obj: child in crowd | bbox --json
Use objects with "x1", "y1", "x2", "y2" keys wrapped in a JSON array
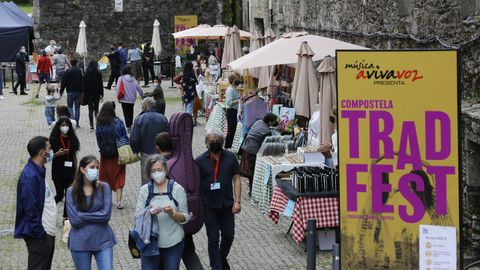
[{"x1": 45, "y1": 84, "x2": 61, "y2": 126}]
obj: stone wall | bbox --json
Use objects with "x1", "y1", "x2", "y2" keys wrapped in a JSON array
[
  {"x1": 33, "y1": 0, "x2": 221, "y2": 61},
  {"x1": 244, "y1": 0, "x2": 480, "y2": 100},
  {"x1": 243, "y1": 0, "x2": 480, "y2": 251}
]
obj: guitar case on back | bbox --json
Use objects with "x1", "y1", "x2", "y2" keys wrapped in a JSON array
[{"x1": 167, "y1": 112, "x2": 204, "y2": 235}]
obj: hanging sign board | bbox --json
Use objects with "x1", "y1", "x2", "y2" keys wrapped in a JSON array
[
  {"x1": 174, "y1": 15, "x2": 198, "y2": 56},
  {"x1": 336, "y1": 50, "x2": 461, "y2": 269}
]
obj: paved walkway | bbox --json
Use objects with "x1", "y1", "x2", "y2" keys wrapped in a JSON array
[{"x1": 0, "y1": 82, "x2": 331, "y2": 269}]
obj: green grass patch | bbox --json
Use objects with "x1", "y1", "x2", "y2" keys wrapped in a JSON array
[
  {"x1": 165, "y1": 96, "x2": 181, "y2": 103},
  {"x1": 17, "y1": 3, "x2": 33, "y2": 14},
  {"x1": 22, "y1": 98, "x2": 42, "y2": 106}
]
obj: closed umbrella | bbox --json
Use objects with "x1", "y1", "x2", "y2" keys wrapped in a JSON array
[
  {"x1": 258, "y1": 28, "x2": 276, "y2": 89},
  {"x1": 152, "y1": 19, "x2": 162, "y2": 58},
  {"x1": 291, "y1": 41, "x2": 318, "y2": 119},
  {"x1": 317, "y1": 56, "x2": 336, "y2": 143},
  {"x1": 230, "y1": 25, "x2": 242, "y2": 61},
  {"x1": 75, "y1": 21, "x2": 88, "y2": 68},
  {"x1": 221, "y1": 27, "x2": 232, "y2": 69},
  {"x1": 248, "y1": 30, "x2": 262, "y2": 78}
]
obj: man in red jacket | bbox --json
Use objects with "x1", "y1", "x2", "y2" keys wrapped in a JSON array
[{"x1": 35, "y1": 51, "x2": 52, "y2": 98}]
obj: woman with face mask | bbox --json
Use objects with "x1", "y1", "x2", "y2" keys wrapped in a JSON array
[
  {"x1": 66, "y1": 155, "x2": 116, "y2": 270},
  {"x1": 135, "y1": 155, "x2": 190, "y2": 270},
  {"x1": 224, "y1": 72, "x2": 242, "y2": 149},
  {"x1": 49, "y1": 116, "x2": 80, "y2": 221}
]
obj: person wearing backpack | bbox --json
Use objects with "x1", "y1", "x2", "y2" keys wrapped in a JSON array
[
  {"x1": 96, "y1": 101, "x2": 127, "y2": 209},
  {"x1": 135, "y1": 155, "x2": 190, "y2": 270}
]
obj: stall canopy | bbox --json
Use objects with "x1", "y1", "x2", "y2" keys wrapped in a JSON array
[
  {"x1": 228, "y1": 32, "x2": 368, "y2": 70},
  {"x1": 0, "y1": 2, "x2": 33, "y2": 62},
  {"x1": 173, "y1": 24, "x2": 251, "y2": 40}
]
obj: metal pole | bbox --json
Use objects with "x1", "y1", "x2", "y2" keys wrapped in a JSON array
[
  {"x1": 332, "y1": 243, "x2": 340, "y2": 270},
  {"x1": 307, "y1": 219, "x2": 317, "y2": 270}
]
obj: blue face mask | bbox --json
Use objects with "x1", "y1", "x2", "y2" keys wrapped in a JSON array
[
  {"x1": 45, "y1": 149, "x2": 54, "y2": 163},
  {"x1": 85, "y1": 168, "x2": 99, "y2": 182}
]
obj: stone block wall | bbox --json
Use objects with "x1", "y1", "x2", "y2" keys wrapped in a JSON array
[
  {"x1": 33, "y1": 0, "x2": 221, "y2": 61},
  {"x1": 244, "y1": 0, "x2": 480, "y2": 100},
  {"x1": 244, "y1": 0, "x2": 480, "y2": 251}
]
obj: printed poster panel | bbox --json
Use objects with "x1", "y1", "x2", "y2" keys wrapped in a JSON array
[
  {"x1": 174, "y1": 15, "x2": 198, "y2": 56},
  {"x1": 336, "y1": 50, "x2": 460, "y2": 269}
]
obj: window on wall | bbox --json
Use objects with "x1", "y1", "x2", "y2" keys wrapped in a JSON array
[{"x1": 254, "y1": 18, "x2": 264, "y2": 36}]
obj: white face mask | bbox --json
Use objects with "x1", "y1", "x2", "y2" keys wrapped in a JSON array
[
  {"x1": 85, "y1": 168, "x2": 99, "y2": 182},
  {"x1": 153, "y1": 83, "x2": 159, "y2": 87},
  {"x1": 151, "y1": 171, "x2": 166, "y2": 184},
  {"x1": 60, "y1": 126, "x2": 69, "y2": 134}
]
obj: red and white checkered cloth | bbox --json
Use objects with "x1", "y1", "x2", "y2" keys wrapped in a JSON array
[
  {"x1": 268, "y1": 186, "x2": 339, "y2": 244},
  {"x1": 268, "y1": 186, "x2": 290, "y2": 224},
  {"x1": 292, "y1": 196, "x2": 339, "y2": 243}
]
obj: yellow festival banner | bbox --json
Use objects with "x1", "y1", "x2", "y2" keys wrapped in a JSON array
[
  {"x1": 336, "y1": 50, "x2": 460, "y2": 269},
  {"x1": 174, "y1": 15, "x2": 198, "y2": 55}
]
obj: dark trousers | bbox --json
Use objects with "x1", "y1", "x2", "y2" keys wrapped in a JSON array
[
  {"x1": 121, "y1": 102, "x2": 134, "y2": 129},
  {"x1": 205, "y1": 207, "x2": 235, "y2": 270},
  {"x1": 53, "y1": 177, "x2": 73, "y2": 218},
  {"x1": 225, "y1": 108, "x2": 238, "y2": 149},
  {"x1": 182, "y1": 234, "x2": 204, "y2": 270},
  {"x1": 143, "y1": 63, "x2": 155, "y2": 85},
  {"x1": 155, "y1": 102, "x2": 166, "y2": 115},
  {"x1": 14, "y1": 72, "x2": 26, "y2": 93},
  {"x1": 88, "y1": 99, "x2": 99, "y2": 128},
  {"x1": 67, "y1": 92, "x2": 81, "y2": 126},
  {"x1": 24, "y1": 235, "x2": 55, "y2": 270},
  {"x1": 107, "y1": 67, "x2": 120, "y2": 88}
]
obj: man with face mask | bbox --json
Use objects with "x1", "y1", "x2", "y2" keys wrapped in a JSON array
[
  {"x1": 15, "y1": 136, "x2": 57, "y2": 270},
  {"x1": 105, "y1": 43, "x2": 121, "y2": 90},
  {"x1": 195, "y1": 128, "x2": 242, "y2": 270},
  {"x1": 14, "y1": 46, "x2": 29, "y2": 95}
]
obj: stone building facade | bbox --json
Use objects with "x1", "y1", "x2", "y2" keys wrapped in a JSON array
[
  {"x1": 243, "y1": 0, "x2": 480, "y2": 250},
  {"x1": 32, "y1": 0, "x2": 223, "y2": 60}
]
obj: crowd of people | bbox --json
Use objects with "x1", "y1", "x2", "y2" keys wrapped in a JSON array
[{"x1": 14, "y1": 58, "x2": 243, "y2": 270}]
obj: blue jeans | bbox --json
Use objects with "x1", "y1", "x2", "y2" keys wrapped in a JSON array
[
  {"x1": 71, "y1": 247, "x2": 113, "y2": 270},
  {"x1": 141, "y1": 240, "x2": 184, "y2": 270},
  {"x1": 67, "y1": 92, "x2": 81, "y2": 125},
  {"x1": 184, "y1": 102, "x2": 193, "y2": 115},
  {"x1": 45, "y1": 107, "x2": 55, "y2": 125}
]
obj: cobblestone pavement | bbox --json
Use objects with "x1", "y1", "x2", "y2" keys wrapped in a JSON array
[{"x1": 0, "y1": 82, "x2": 331, "y2": 269}]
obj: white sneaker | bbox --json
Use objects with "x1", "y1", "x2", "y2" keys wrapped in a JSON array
[{"x1": 0, "y1": 96, "x2": 5, "y2": 100}]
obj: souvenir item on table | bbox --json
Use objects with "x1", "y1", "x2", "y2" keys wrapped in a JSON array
[
  {"x1": 280, "y1": 107, "x2": 295, "y2": 124},
  {"x1": 291, "y1": 166, "x2": 338, "y2": 193},
  {"x1": 272, "y1": 104, "x2": 283, "y2": 118}
]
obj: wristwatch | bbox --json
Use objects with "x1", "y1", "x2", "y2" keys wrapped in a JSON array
[{"x1": 234, "y1": 200, "x2": 241, "y2": 204}]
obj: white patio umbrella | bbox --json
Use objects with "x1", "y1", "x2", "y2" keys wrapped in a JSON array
[
  {"x1": 228, "y1": 32, "x2": 368, "y2": 70},
  {"x1": 185, "y1": 24, "x2": 251, "y2": 40},
  {"x1": 152, "y1": 19, "x2": 162, "y2": 57},
  {"x1": 172, "y1": 24, "x2": 211, "y2": 39},
  {"x1": 248, "y1": 29, "x2": 262, "y2": 78},
  {"x1": 258, "y1": 28, "x2": 277, "y2": 89},
  {"x1": 317, "y1": 56, "x2": 336, "y2": 143},
  {"x1": 291, "y1": 41, "x2": 318, "y2": 119},
  {"x1": 75, "y1": 20, "x2": 88, "y2": 68}
]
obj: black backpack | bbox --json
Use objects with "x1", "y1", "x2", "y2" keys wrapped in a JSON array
[{"x1": 98, "y1": 120, "x2": 119, "y2": 158}]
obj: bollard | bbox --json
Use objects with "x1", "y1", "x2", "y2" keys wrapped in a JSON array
[
  {"x1": 307, "y1": 219, "x2": 317, "y2": 270},
  {"x1": 332, "y1": 243, "x2": 340, "y2": 270}
]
